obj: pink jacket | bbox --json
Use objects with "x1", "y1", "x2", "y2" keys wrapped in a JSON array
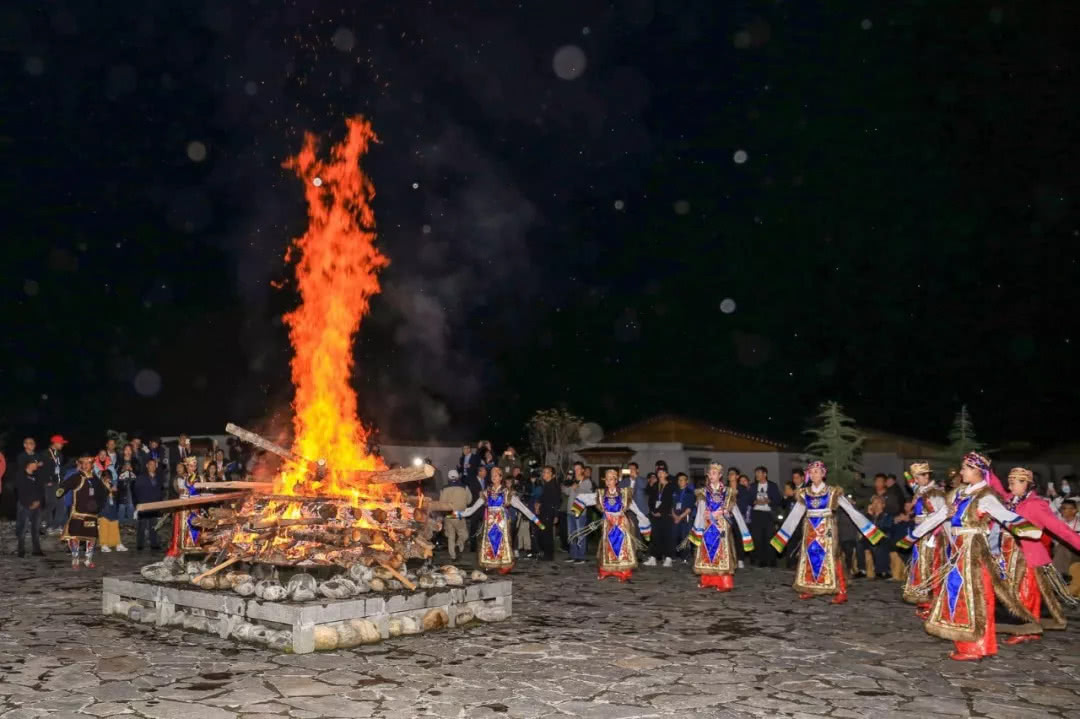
[{"x1": 988, "y1": 472, "x2": 1080, "y2": 567}]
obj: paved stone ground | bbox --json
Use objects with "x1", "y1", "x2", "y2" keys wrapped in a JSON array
[{"x1": 2, "y1": 535, "x2": 1080, "y2": 719}]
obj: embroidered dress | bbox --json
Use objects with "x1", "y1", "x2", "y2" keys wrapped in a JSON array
[
  {"x1": 904, "y1": 480, "x2": 1042, "y2": 659},
  {"x1": 166, "y1": 477, "x2": 204, "y2": 557},
  {"x1": 59, "y1": 472, "x2": 105, "y2": 542},
  {"x1": 902, "y1": 484, "x2": 947, "y2": 610},
  {"x1": 688, "y1": 482, "x2": 753, "y2": 591},
  {"x1": 572, "y1": 488, "x2": 651, "y2": 581},
  {"x1": 771, "y1": 482, "x2": 884, "y2": 601},
  {"x1": 458, "y1": 487, "x2": 541, "y2": 574}
]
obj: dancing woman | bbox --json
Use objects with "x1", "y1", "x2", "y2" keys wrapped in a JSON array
[
  {"x1": 899, "y1": 452, "x2": 1043, "y2": 661},
  {"x1": 985, "y1": 466, "x2": 1080, "y2": 643},
  {"x1": 571, "y1": 468, "x2": 652, "y2": 581},
  {"x1": 770, "y1": 461, "x2": 885, "y2": 604},
  {"x1": 688, "y1": 463, "x2": 753, "y2": 591},
  {"x1": 901, "y1": 462, "x2": 948, "y2": 618},
  {"x1": 456, "y1": 467, "x2": 544, "y2": 574}
]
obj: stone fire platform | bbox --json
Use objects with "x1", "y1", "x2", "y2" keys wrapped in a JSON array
[{"x1": 102, "y1": 575, "x2": 512, "y2": 653}]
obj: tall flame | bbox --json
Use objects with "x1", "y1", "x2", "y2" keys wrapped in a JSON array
[{"x1": 279, "y1": 116, "x2": 388, "y2": 495}]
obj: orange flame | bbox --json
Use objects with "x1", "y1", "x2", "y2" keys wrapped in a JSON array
[{"x1": 278, "y1": 116, "x2": 388, "y2": 497}]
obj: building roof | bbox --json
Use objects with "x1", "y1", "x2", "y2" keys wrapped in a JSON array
[{"x1": 601, "y1": 414, "x2": 787, "y2": 451}]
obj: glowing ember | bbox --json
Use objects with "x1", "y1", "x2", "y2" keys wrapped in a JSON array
[{"x1": 280, "y1": 116, "x2": 389, "y2": 498}]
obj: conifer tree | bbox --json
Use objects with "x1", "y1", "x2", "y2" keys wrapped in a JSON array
[{"x1": 804, "y1": 401, "x2": 865, "y2": 490}]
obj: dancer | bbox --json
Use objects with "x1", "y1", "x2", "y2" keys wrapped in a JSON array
[
  {"x1": 455, "y1": 466, "x2": 544, "y2": 574},
  {"x1": 166, "y1": 457, "x2": 203, "y2": 557},
  {"x1": 901, "y1": 462, "x2": 947, "y2": 618},
  {"x1": 570, "y1": 468, "x2": 652, "y2": 582},
  {"x1": 687, "y1": 463, "x2": 752, "y2": 591},
  {"x1": 899, "y1": 452, "x2": 1042, "y2": 661},
  {"x1": 769, "y1": 461, "x2": 885, "y2": 604},
  {"x1": 56, "y1": 455, "x2": 108, "y2": 569},
  {"x1": 986, "y1": 466, "x2": 1080, "y2": 643}
]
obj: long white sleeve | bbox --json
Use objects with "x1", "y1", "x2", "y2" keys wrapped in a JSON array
[
  {"x1": 771, "y1": 500, "x2": 805, "y2": 550},
  {"x1": 457, "y1": 495, "x2": 485, "y2": 519},
  {"x1": 837, "y1": 494, "x2": 885, "y2": 543},
  {"x1": 510, "y1": 494, "x2": 540, "y2": 524},
  {"x1": 729, "y1": 503, "x2": 752, "y2": 540},
  {"x1": 978, "y1": 494, "x2": 1043, "y2": 539},
  {"x1": 692, "y1": 499, "x2": 706, "y2": 533},
  {"x1": 912, "y1": 504, "x2": 949, "y2": 539},
  {"x1": 628, "y1": 496, "x2": 651, "y2": 530}
]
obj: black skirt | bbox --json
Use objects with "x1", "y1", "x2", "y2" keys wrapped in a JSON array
[{"x1": 62, "y1": 513, "x2": 99, "y2": 541}]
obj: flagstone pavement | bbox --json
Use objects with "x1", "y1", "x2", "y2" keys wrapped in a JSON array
[{"x1": 2, "y1": 545, "x2": 1079, "y2": 719}]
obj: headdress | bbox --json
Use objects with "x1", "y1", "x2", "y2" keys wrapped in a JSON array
[
  {"x1": 1007, "y1": 467, "x2": 1034, "y2": 484},
  {"x1": 805, "y1": 460, "x2": 827, "y2": 479},
  {"x1": 909, "y1": 461, "x2": 931, "y2": 476},
  {"x1": 962, "y1": 452, "x2": 991, "y2": 473},
  {"x1": 709, "y1": 462, "x2": 723, "y2": 473}
]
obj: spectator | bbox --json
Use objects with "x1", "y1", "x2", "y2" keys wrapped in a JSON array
[
  {"x1": 563, "y1": 461, "x2": 592, "y2": 564},
  {"x1": 865, "y1": 495, "x2": 893, "y2": 578},
  {"x1": 749, "y1": 466, "x2": 782, "y2": 567},
  {"x1": 645, "y1": 467, "x2": 676, "y2": 567},
  {"x1": 838, "y1": 508, "x2": 864, "y2": 578},
  {"x1": 147, "y1": 437, "x2": 168, "y2": 473},
  {"x1": 782, "y1": 478, "x2": 803, "y2": 568},
  {"x1": 40, "y1": 434, "x2": 69, "y2": 534},
  {"x1": 481, "y1": 448, "x2": 496, "y2": 474},
  {"x1": 466, "y1": 465, "x2": 487, "y2": 552},
  {"x1": 498, "y1": 446, "x2": 523, "y2": 477},
  {"x1": 132, "y1": 459, "x2": 165, "y2": 551},
  {"x1": 131, "y1": 436, "x2": 150, "y2": 463},
  {"x1": 672, "y1": 472, "x2": 695, "y2": 562},
  {"x1": 891, "y1": 500, "x2": 915, "y2": 580},
  {"x1": 884, "y1": 474, "x2": 908, "y2": 515},
  {"x1": 791, "y1": 467, "x2": 806, "y2": 488},
  {"x1": 96, "y1": 462, "x2": 127, "y2": 553},
  {"x1": 169, "y1": 433, "x2": 194, "y2": 471},
  {"x1": 104, "y1": 437, "x2": 118, "y2": 467},
  {"x1": 204, "y1": 462, "x2": 221, "y2": 483},
  {"x1": 628, "y1": 462, "x2": 648, "y2": 514},
  {"x1": 510, "y1": 467, "x2": 534, "y2": 557},
  {"x1": 93, "y1": 449, "x2": 112, "y2": 476},
  {"x1": 438, "y1": 470, "x2": 470, "y2": 560},
  {"x1": 114, "y1": 454, "x2": 138, "y2": 526},
  {"x1": 534, "y1": 466, "x2": 562, "y2": 561},
  {"x1": 458, "y1": 444, "x2": 480, "y2": 484},
  {"x1": 1053, "y1": 499, "x2": 1080, "y2": 577},
  {"x1": 15, "y1": 458, "x2": 46, "y2": 557},
  {"x1": 15, "y1": 437, "x2": 42, "y2": 482}
]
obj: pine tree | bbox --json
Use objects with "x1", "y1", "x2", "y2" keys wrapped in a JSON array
[
  {"x1": 940, "y1": 405, "x2": 986, "y2": 472},
  {"x1": 804, "y1": 401, "x2": 865, "y2": 490}
]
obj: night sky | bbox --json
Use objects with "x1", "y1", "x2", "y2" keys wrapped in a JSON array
[{"x1": 3, "y1": 1, "x2": 1078, "y2": 453}]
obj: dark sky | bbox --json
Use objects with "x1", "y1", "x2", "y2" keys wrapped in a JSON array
[{"x1": 2, "y1": 0, "x2": 1078, "y2": 453}]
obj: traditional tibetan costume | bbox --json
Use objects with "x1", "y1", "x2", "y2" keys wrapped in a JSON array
[
  {"x1": 458, "y1": 487, "x2": 541, "y2": 574},
  {"x1": 572, "y1": 487, "x2": 651, "y2": 581},
  {"x1": 902, "y1": 482, "x2": 947, "y2": 614},
  {"x1": 688, "y1": 481, "x2": 752, "y2": 591}
]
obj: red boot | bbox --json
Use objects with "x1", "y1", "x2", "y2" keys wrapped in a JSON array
[
  {"x1": 830, "y1": 593, "x2": 848, "y2": 605},
  {"x1": 1004, "y1": 634, "x2": 1041, "y2": 645},
  {"x1": 798, "y1": 593, "x2": 814, "y2": 600}
]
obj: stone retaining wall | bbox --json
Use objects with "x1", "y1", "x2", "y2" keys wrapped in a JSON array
[{"x1": 102, "y1": 575, "x2": 512, "y2": 653}]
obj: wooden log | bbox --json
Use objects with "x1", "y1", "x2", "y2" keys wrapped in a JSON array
[
  {"x1": 190, "y1": 557, "x2": 241, "y2": 584},
  {"x1": 378, "y1": 561, "x2": 416, "y2": 590},
  {"x1": 136, "y1": 492, "x2": 249, "y2": 513},
  {"x1": 193, "y1": 481, "x2": 274, "y2": 491},
  {"x1": 349, "y1": 464, "x2": 435, "y2": 485},
  {"x1": 225, "y1": 422, "x2": 325, "y2": 472},
  {"x1": 249, "y1": 517, "x2": 326, "y2": 530}
]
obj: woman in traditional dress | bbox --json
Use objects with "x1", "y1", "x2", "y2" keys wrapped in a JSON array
[
  {"x1": 570, "y1": 468, "x2": 652, "y2": 582},
  {"x1": 57, "y1": 455, "x2": 108, "y2": 569},
  {"x1": 900, "y1": 452, "x2": 1043, "y2": 661},
  {"x1": 455, "y1": 466, "x2": 544, "y2": 574},
  {"x1": 166, "y1": 457, "x2": 203, "y2": 557},
  {"x1": 688, "y1": 463, "x2": 753, "y2": 591},
  {"x1": 770, "y1": 461, "x2": 885, "y2": 604},
  {"x1": 902, "y1": 462, "x2": 947, "y2": 618},
  {"x1": 985, "y1": 466, "x2": 1080, "y2": 644}
]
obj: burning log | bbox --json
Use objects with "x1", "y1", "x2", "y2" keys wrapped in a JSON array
[
  {"x1": 193, "y1": 481, "x2": 274, "y2": 491},
  {"x1": 225, "y1": 422, "x2": 326, "y2": 473}
]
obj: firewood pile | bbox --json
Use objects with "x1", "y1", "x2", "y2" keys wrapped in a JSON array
[{"x1": 137, "y1": 423, "x2": 451, "y2": 585}]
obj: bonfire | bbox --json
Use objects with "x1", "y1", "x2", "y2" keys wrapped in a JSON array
[{"x1": 138, "y1": 117, "x2": 448, "y2": 590}]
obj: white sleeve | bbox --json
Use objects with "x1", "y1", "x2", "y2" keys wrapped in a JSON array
[
  {"x1": 629, "y1": 497, "x2": 651, "y2": 527},
  {"x1": 574, "y1": 493, "x2": 597, "y2": 509},
  {"x1": 979, "y1": 494, "x2": 1042, "y2": 539},
  {"x1": 729, "y1": 503, "x2": 752, "y2": 539},
  {"x1": 774, "y1": 500, "x2": 806, "y2": 542},
  {"x1": 837, "y1": 494, "x2": 883, "y2": 542},
  {"x1": 693, "y1": 500, "x2": 706, "y2": 533},
  {"x1": 457, "y1": 496, "x2": 485, "y2": 519},
  {"x1": 912, "y1": 504, "x2": 949, "y2": 539},
  {"x1": 511, "y1": 494, "x2": 539, "y2": 523}
]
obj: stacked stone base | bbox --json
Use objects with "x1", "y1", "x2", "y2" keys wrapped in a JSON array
[{"x1": 102, "y1": 575, "x2": 511, "y2": 653}]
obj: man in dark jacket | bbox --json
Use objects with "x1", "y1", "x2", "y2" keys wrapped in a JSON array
[
  {"x1": 458, "y1": 444, "x2": 480, "y2": 483},
  {"x1": 40, "y1": 434, "x2": 69, "y2": 533},
  {"x1": 534, "y1": 466, "x2": 562, "y2": 561},
  {"x1": 749, "y1": 466, "x2": 782, "y2": 567},
  {"x1": 646, "y1": 468, "x2": 676, "y2": 566},
  {"x1": 16, "y1": 458, "x2": 46, "y2": 556},
  {"x1": 132, "y1": 458, "x2": 165, "y2": 551}
]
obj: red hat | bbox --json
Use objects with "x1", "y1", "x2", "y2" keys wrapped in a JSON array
[{"x1": 50, "y1": 434, "x2": 69, "y2": 445}]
